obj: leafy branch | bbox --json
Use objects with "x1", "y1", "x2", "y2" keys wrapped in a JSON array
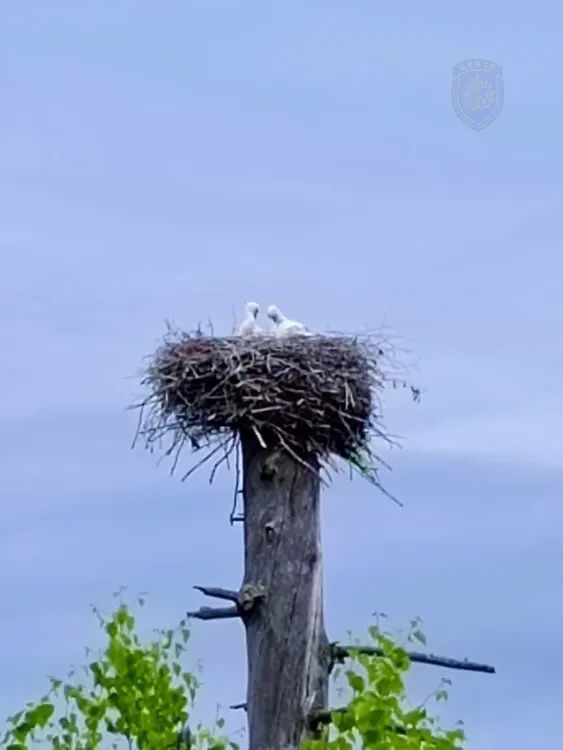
[
  {"x1": 305, "y1": 622, "x2": 469, "y2": 750},
  {"x1": 0, "y1": 599, "x2": 237, "y2": 750}
]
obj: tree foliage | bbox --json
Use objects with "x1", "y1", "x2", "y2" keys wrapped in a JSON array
[
  {"x1": 1, "y1": 599, "x2": 234, "y2": 750},
  {"x1": 306, "y1": 619, "x2": 464, "y2": 750},
  {"x1": 1, "y1": 603, "x2": 464, "y2": 750}
]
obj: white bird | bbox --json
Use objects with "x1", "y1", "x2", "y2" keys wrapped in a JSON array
[
  {"x1": 266, "y1": 305, "x2": 313, "y2": 337},
  {"x1": 238, "y1": 301, "x2": 263, "y2": 336}
]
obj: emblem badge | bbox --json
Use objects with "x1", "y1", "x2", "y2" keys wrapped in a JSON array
[{"x1": 451, "y1": 59, "x2": 504, "y2": 131}]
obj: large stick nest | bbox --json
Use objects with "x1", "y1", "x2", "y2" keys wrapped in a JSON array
[{"x1": 134, "y1": 328, "x2": 417, "y2": 496}]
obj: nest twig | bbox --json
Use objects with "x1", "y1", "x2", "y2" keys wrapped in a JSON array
[{"x1": 132, "y1": 326, "x2": 418, "y2": 501}]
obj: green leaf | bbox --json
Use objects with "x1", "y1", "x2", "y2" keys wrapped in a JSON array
[
  {"x1": 362, "y1": 728, "x2": 383, "y2": 744},
  {"x1": 12, "y1": 722, "x2": 32, "y2": 743},
  {"x1": 347, "y1": 673, "x2": 365, "y2": 693},
  {"x1": 27, "y1": 702, "x2": 55, "y2": 728},
  {"x1": 402, "y1": 707, "x2": 427, "y2": 726},
  {"x1": 368, "y1": 625, "x2": 380, "y2": 642},
  {"x1": 332, "y1": 710, "x2": 355, "y2": 732}
]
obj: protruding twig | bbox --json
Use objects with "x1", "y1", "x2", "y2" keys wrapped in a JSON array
[
  {"x1": 193, "y1": 586, "x2": 239, "y2": 603},
  {"x1": 229, "y1": 449, "x2": 243, "y2": 525},
  {"x1": 188, "y1": 583, "x2": 266, "y2": 622},
  {"x1": 230, "y1": 702, "x2": 247, "y2": 711},
  {"x1": 186, "y1": 606, "x2": 239, "y2": 621},
  {"x1": 331, "y1": 644, "x2": 495, "y2": 674}
]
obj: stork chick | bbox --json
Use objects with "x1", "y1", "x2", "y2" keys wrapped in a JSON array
[
  {"x1": 266, "y1": 305, "x2": 312, "y2": 337},
  {"x1": 238, "y1": 301, "x2": 262, "y2": 336}
]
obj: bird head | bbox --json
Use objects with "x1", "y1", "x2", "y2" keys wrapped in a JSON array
[
  {"x1": 267, "y1": 305, "x2": 283, "y2": 323},
  {"x1": 246, "y1": 301, "x2": 259, "y2": 318}
]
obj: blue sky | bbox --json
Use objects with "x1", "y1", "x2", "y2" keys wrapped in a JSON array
[{"x1": 1, "y1": 2, "x2": 562, "y2": 747}]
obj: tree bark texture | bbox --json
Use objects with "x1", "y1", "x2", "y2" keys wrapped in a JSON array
[{"x1": 241, "y1": 440, "x2": 329, "y2": 750}]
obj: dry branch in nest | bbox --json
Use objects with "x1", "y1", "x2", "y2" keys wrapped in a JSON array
[{"x1": 133, "y1": 327, "x2": 418, "y2": 499}]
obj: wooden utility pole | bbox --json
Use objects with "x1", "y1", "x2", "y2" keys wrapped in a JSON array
[
  {"x1": 190, "y1": 443, "x2": 329, "y2": 750},
  {"x1": 241, "y1": 444, "x2": 329, "y2": 750}
]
